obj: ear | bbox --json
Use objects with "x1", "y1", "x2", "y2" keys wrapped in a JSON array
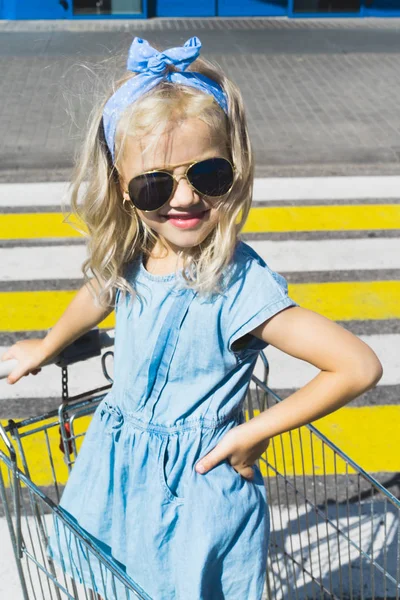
[
  {"x1": 122, "y1": 191, "x2": 131, "y2": 205},
  {"x1": 117, "y1": 171, "x2": 128, "y2": 200}
]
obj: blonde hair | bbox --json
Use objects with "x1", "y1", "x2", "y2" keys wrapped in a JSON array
[{"x1": 64, "y1": 47, "x2": 254, "y2": 309}]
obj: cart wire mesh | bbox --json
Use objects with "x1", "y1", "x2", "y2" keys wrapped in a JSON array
[{"x1": 0, "y1": 350, "x2": 399, "y2": 600}]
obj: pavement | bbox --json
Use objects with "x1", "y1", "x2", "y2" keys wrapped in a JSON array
[{"x1": 1, "y1": 17, "x2": 400, "y2": 179}]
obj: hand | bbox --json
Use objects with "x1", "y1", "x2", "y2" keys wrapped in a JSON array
[
  {"x1": 1, "y1": 339, "x2": 50, "y2": 385},
  {"x1": 195, "y1": 421, "x2": 271, "y2": 480}
]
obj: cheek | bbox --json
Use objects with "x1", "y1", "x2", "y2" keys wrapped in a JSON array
[
  {"x1": 136, "y1": 211, "x2": 164, "y2": 230},
  {"x1": 208, "y1": 208, "x2": 221, "y2": 227}
]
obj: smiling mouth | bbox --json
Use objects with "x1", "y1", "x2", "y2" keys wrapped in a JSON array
[{"x1": 163, "y1": 210, "x2": 209, "y2": 220}]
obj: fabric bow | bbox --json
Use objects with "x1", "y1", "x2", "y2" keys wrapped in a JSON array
[
  {"x1": 100, "y1": 401, "x2": 124, "y2": 440},
  {"x1": 102, "y1": 36, "x2": 228, "y2": 162},
  {"x1": 127, "y1": 36, "x2": 201, "y2": 75}
]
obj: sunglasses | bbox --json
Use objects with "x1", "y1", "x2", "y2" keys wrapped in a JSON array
[{"x1": 124, "y1": 157, "x2": 235, "y2": 212}]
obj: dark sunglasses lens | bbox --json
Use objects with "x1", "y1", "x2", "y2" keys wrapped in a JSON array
[
  {"x1": 128, "y1": 172, "x2": 174, "y2": 211},
  {"x1": 188, "y1": 158, "x2": 234, "y2": 197}
]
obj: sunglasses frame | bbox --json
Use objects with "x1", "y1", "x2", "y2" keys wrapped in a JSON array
[{"x1": 124, "y1": 156, "x2": 236, "y2": 213}]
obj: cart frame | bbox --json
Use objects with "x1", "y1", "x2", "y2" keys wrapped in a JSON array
[{"x1": 0, "y1": 350, "x2": 399, "y2": 599}]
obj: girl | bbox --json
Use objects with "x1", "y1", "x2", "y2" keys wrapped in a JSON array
[{"x1": 1, "y1": 36, "x2": 382, "y2": 600}]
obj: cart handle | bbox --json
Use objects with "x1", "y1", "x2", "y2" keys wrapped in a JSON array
[{"x1": 0, "y1": 329, "x2": 115, "y2": 380}]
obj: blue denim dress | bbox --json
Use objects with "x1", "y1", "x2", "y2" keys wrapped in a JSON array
[{"x1": 49, "y1": 240, "x2": 299, "y2": 599}]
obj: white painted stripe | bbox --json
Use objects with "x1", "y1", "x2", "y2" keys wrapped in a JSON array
[
  {"x1": 0, "y1": 504, "x2": 396, "y2": 600},
  {"x1": 265, "y1": 501, "x2": 398, "y2": 600},
  {"x1": 0, "y1": 334, "x2": 395, "y2": 402},
  {"x1": 1, "y1": 238, "x2": 400, "y2": 282},
  {"x1": 0, "y1": 348, "x2": 114, "y2": 401},
  {"x1": 0, "y1": 245, "x2": 87, "y2": 281},
  {"x1": 0, "y1": 515, "x2": 97, "y2": 599},
  {"x1": 0, "y1": 182, "x2": 71, "y2": 208},
  {"x1": 252, "y1": 175, "x2": 400, "y2": 202},
  {"x1": 0, "y1": 518, "x2": 25, "y2": 598},
  {"x1": 1, "y1": 176, "x2": 400, "y2": 208},
  {"x1": 252, "y1": 333, "x2": 397, "y2": 390},
  {"x1": 247, "y1": 238, "x2": 400, "y2": 272}
]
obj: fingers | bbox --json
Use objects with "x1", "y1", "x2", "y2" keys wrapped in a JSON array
[
  {"x1": 7, "y1": 366, "x2": 41, "y2": 384},
  {"x1": 196, "y1": 444, "x2": 228, "y2": 474},
  {"x1": 196, "y1": 452, "x2": 255, "y2": 480},
  {"x1": 7, "y1": 363, "x2": 37, "y2": 384},
  {"x1": 7, "y1": 371, "x2": 23, "y2": 385},
  {"x1": 1, "y1": 343, "x2": 43, "y2": 383},
  {"x1": 195, "y1": 444, "x2": 256, "y2": 480},
  {"x1": 239, "y1": 465, "x2": 255, "y2": 480}
]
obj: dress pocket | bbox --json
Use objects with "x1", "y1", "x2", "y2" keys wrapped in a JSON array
[
  {"x1": 224, "y1": 458, "x2": 263, "y2": 485},
  {"x1": 224, "y1": 458, "x2": 247, "y2": 479},
  {"x1": 159, "y1": 437, "x2": 186, "y2": 505}
]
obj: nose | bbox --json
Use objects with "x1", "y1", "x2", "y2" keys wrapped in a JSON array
[{"x1": 168, "y1": 175, "x2": 200, "y2": 208}]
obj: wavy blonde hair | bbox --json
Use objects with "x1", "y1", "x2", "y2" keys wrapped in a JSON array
[{"x1": 63, "y1": 46, "x2": 254, "y2": 309}]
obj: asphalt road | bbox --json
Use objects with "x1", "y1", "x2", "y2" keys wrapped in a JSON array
[{"x1": 1, "y1": 17, "x2": 400, "y2": 178}]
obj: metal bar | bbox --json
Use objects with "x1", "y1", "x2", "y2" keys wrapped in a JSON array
[{"x1": 251, "y1": 374, "x2": 400, "y2": 509}]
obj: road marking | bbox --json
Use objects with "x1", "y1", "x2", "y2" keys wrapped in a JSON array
[
  {"x1": 243, "y1": 205, "x2": 400, "y2": 233},
  {"x1": 248, "y1": 238, "x2": 400, "y2": 272},
  {"x1": 291, "y1": 280, "x2": 398, "y2": 320},
  {"x1": 0, "y1": 280, "x2": 397, "y2": 332},
  {"x1": 0, "y1": 507, "x2": 396, "y2": 600},
  {"x1": 2, "y1": 238, "x2": 400, "y2": 281},
  {"x1": 0, "y1": 245, "x2": 87, "y2": 280},
  {"x1": 0, "y1": 178, "x2": 398, "y2": 491},
  {"x1": 0, "y1": 334, "x2": 397, "y2": 402},
  {"x1": 1, "y1": 204, "x2": 400, "y2": 240},
  {"x1": 0, "y1": 289, "x2": 114, "y2": 331},
  {"x1": 1, "y1": 177, "x2": 400, "y2": 207},
  {"x1": 0, "y1": 182, "x2": 70, "y2": 208},
  {"x1": 1, "y1": 405, "x2": 398, "y2": 488},
  {"x1": 0, "y1": 213, "x2": 82, "y2": 239},
  {"x1": 252, "y1": 176, "x2": 400, "y2": 201},
  {"x1": 252, "y1": 333, "x2": 400, "y2": 389},
  {"x1": 0, "y1": 337, "x2": 397, "y2": 404},
  {"x1": 262, "y1": 405, "x2": 400, "y2": 476}
]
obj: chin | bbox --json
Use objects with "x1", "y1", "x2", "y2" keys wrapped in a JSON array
[
  {"x1": 159, "y1": 225, "x2": 214, "y2": 246},
  {"x1": 168, "y1": 235, "x2": 206, "y2": 249}
]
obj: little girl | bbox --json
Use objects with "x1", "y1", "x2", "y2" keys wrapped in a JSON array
[{"x1": 2, "y1": 36, "x2": 383, "y2": 600}]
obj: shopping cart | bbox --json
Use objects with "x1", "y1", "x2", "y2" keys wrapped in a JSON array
[{"x1": 0, "y1": 329, "x2": 399, "y2": 600}]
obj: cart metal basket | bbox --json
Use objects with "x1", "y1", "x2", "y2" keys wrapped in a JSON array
[{"x1": 0, "y1": 348, "x2": 399, "y2": 600}]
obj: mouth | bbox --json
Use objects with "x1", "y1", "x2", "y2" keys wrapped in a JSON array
[
  {"x1": 162, "y1": 209, "x2": 210, "y2": 229},
  {"x1": 163, "y1": 210, "x2": 209, "y2": 219}
]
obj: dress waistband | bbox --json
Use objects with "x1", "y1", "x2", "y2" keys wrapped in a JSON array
[{"x1": 98, "y1": 399, "x2": 244, "y2": 436}]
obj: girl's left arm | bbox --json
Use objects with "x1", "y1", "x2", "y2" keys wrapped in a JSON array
[
  {"x1": 195, "y1": 306, "x2": 383, "y2": 478},
  {"x1": 244, "y1": 305, "x2": 383, "y2": 440}
]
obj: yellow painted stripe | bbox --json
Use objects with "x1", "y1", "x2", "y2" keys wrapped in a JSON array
[
  {"x1": 2, "y1": 205, "x2": 400, "y2": 239},
  {"x1": 1, "y1": 213, "x2": 84, "y2": 239},
  {"x1": 0, "y1": 416, "x2": 89, "y2": 488},
  {"x1": 0, "y1": 290, "x2": 114, "y2": 331},
  {"x1": 1, "y1": 406, "x2": 398, "y2": 487},
  {"x1": 243, "y1": 204, "x2": 400, "y2": 233},
  {"x1": 255, "y1": 405, "x2": 400, "y2": 477},
  {"x1": 291, "y1": 280, "x2": 399, "y2": 321},
  {"x1": 0, "y1": 280, "x2": 398, "y2": 332}
]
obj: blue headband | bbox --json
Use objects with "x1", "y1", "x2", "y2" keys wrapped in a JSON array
[{"x1": 102, "y1": 36, "x2": 229, "y2": 162}]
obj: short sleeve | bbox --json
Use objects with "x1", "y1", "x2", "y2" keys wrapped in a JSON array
[{"x1": 223, "y1": 242, "x2": 299, "y2": 355}]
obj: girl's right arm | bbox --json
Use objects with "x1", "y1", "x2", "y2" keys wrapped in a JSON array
[{"x1": 1, "y1": 278, "x2": 116, "y2": 385}]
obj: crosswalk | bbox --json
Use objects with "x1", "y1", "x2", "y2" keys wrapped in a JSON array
[
  {"x1": 0, "y1": 175, "x2": 399, "y2": 600},
  {"x1": 0, "y1": 176, "x2": 399, "y2": 475}
]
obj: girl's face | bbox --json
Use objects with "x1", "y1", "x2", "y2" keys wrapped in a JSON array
[{"x1": 118, "y1": 117, "x2": 230, "y2": 259}]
